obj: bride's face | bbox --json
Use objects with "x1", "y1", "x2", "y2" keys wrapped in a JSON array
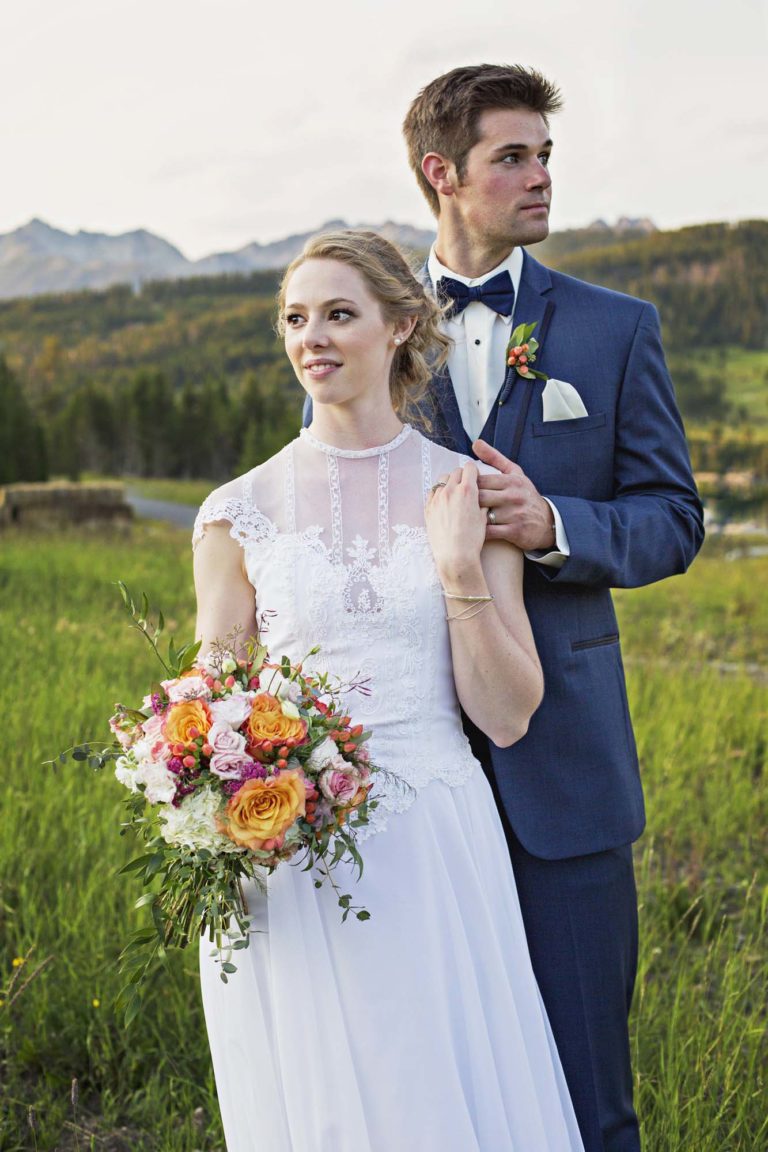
[{"x1": 283, "y1": 259, "x2": 399, "y2": 411}]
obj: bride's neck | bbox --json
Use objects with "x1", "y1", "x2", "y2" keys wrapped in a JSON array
[{"x1": 308, "y1": 406, "x2": 404, "y2": 452}]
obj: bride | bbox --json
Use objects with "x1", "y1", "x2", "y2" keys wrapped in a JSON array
[{"x1": 192, "y1": 229, "x2": 584, "y2": 1151}]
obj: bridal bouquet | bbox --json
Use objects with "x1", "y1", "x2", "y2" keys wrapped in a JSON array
[{"x1": 50, "y1": 585, "x2": 377, "y2": 1023}]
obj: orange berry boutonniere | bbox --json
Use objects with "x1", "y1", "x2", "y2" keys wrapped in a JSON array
[{"x1": 506, "y1": 322, "x2": 548, "y2": 381}]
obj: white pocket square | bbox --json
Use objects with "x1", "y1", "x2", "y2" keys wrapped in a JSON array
[{"x1": 541, "y1": 378, "x2": 589, "y2": 421}]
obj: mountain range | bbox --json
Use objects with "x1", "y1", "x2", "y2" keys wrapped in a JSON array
[{"x1": 0, "y1": 216, "x2": 657, "y2": 300}]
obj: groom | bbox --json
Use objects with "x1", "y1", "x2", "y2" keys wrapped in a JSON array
[{"x1": 403, "y1": 65, "x2": 704, "y2": 1151}]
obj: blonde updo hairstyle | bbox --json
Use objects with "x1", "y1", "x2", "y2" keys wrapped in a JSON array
[{"x1": 277, "y1": 229, "x2": 450, "y2": 424}]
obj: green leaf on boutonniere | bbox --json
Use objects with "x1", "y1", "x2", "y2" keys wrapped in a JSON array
[
  {"x1": 510, "y1": 321, "x2": 537, "y2": 345},
  {"x1": 505, "y1": 320, "x2": 548, "y2": 382}
]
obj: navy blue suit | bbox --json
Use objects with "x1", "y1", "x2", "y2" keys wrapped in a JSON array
[{"x1": 420, "y1": 249, "x2": 704, "y2": 1151}]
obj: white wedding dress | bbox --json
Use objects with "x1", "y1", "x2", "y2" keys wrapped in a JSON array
[{"x1": 193, "y1": 424, "x2": 584, "y2": 1152}]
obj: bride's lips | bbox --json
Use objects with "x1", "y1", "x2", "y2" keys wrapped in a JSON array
[{"x1": 303, "y1": 359, "x2": 341, "y2": 379}]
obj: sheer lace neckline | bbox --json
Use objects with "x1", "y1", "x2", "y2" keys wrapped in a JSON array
[{"x1": 299, "y1": 423, "x2": 413, "y2": 458}]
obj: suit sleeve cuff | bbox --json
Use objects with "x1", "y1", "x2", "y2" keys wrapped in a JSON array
[{"x1": 525, "y1": 498, "x2": 570, "y2": 569}]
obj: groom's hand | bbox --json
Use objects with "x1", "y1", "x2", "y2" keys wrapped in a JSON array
[{"x1": 473, "y1": 440, "x2": 557, "y2": 552}]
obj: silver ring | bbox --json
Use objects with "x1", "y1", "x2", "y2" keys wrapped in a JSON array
[
  {"x1": 430, "y1": 481, "x2": 447, "y2": 494},
  {"x1": 486, "y1": 508, "x2": 497, "y2": 525}
]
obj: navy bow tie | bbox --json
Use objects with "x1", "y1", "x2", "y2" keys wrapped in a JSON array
[{"x1": 437, "y1": 269, "x2": 515, "y2": 317}]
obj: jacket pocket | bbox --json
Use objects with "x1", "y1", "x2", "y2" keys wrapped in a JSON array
[
  {"x1": 532, "y1": 412, "x2": 607, "y2": 437},
  {"x1": 571, "y1": 633, "x2": 620, "y2": 652}
]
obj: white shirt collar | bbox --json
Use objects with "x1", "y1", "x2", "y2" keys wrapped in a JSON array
[{"x1": 427, "y1": 245, "x2": 523, "y2": 294}]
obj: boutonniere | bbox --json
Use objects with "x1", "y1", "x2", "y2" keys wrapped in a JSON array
[{"x1": 506, "y1": 322, "x2": 547, "y2": 380}]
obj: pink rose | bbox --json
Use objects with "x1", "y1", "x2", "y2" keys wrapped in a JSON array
[
  {"x1": 209, "y1": 693, "x2": 254, "y2": 729},
  {"x1": 208, "y1": 723, "x2": 246, "y2": 757},
  {"x1": 207, "y1": 721, "x2": 253, "y2": 779},
  {"x1": 165, "y1": 675, "x2": 211, "y2": 703},
  {"x1": 141, "y1": 712, "x2": 168, "y2": 759},
  {"x1": 210, "y1": 749, "x2": 255, "y2": 779},
  {"x1": 318, "y1": 764, "x2": 363, "y2": 805}
]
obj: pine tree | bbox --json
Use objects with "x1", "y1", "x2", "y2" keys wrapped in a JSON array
[{"x1": 0, "y1": 357, "x2": 47, "y2": 483}]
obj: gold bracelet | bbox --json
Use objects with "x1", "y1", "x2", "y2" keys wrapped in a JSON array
[
  {"x1": 442, "y1": 591, "x2": 494, "y2": 602},
  {"x1": 446, "y1": 600, "x2": 493, "y2": 622}
]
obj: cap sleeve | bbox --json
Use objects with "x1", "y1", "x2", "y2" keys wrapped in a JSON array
[{"x1": 191, "y1": 482, "x2": 278, "y2": 551}]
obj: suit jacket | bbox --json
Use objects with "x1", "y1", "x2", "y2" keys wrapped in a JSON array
[{"x1": 419, "y1": 248, "x2": 705, "y2": 859}]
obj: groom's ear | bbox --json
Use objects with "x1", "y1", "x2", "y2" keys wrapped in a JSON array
[{"x1": 421, "y1": 153, "x2": 455, "y2": 201}]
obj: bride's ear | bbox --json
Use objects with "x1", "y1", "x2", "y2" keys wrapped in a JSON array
[{"x1": 393, "y1": 316, "x2": 418, "y2": 346}]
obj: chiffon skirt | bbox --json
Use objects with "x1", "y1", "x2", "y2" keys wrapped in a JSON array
[{"x1": 199, "y1": 767, "x2": 584, "y2": 1152}]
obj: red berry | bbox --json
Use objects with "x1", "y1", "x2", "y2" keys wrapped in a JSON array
[
  {"x1": 182, "y1": 755, "x2": 196, "y2": 768},
  {"x1": 518, "y1": 355, "x2": 527, "y2": 365},
  {"x1": 277, "y1": 758, "x2": 288, "y2": 769}
]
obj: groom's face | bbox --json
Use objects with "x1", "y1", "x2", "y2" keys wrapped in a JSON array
[{"x1": 453, "y1": 107, "x2": 553, "y2": 248}]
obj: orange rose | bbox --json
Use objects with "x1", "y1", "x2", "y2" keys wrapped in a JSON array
[
  {"x1": 224, "y1": 770, "x2": 307, "y2": 851},
  {"x1": 245, "y1": 693, "x2": 308, "y2": 757},
  {"x1": 163, "y1": 700, "x2": 211, "y2": 745}
]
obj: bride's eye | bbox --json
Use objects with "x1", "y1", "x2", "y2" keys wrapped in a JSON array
[
  {"x1": 329, "y1": 308, "x2": 354, "y2": 321},
  {"x1": 285, "y1": 313, "x2": 305, "y2": 327}
]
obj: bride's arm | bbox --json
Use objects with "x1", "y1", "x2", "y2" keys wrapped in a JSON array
[
  {"x1": 425, "y1": 464, "x2": 543, "y2": 748},
  {"x1": 193, "y1": 524, "x2": 259, "y2": 658}
]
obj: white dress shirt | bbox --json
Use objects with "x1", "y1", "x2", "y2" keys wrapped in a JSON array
[{"x1": 428, "y1": 245, "x2": 570, "y2": 567}]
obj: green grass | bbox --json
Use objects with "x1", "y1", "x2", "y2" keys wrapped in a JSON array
[{"x1": 0, "y1": 526, "x2": 765, "y2": 1150}]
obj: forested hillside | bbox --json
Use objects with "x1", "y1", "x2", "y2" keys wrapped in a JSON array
[{"x1": 0, "y1": 220, "x2": 764, "y2": 482}]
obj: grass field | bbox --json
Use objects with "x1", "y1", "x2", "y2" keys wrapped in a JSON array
[{"x1": 0, "y1": 522, "x2": 765, "y2": 1151}]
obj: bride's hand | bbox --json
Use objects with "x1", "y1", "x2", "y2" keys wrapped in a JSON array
[{"x1": 425, "y1": 462, "x2": 487, "y2": 586}]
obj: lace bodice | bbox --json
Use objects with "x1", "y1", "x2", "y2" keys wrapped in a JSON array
[{"x1": 192, "y1": 425, "x2": 483, "y2": 838}]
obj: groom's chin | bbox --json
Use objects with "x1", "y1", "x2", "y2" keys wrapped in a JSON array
[{"x1": 514, "y1": 217, "x2": 550, "y2": 248}]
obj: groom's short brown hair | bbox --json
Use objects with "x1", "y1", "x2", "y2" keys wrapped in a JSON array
[{"x1": 403, "y1": 64, "x2": 563, "y2": 216}]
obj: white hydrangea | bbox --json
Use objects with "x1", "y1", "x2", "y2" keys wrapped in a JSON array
[
  {"x1": 134, "y1": 759, "x2": 177, "y2": 804},
  {"x1": 115, "y1": 755, "x2": 139, "y2": 793},
  {"x1": 159, "y1": 785, "x2": 243, "y2": 854}
]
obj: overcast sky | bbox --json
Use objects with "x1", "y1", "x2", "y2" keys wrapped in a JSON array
[{"x1": 1, "y1": 0, "x2": 766, "y2": 258}]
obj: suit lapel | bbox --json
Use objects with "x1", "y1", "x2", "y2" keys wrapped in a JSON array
[
  {"x1": 492, "y1": 251, "x2": 555, "y2": 460},
  {"x1": 428, "y1": 363, "x2": 473, "y2": 453}
]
